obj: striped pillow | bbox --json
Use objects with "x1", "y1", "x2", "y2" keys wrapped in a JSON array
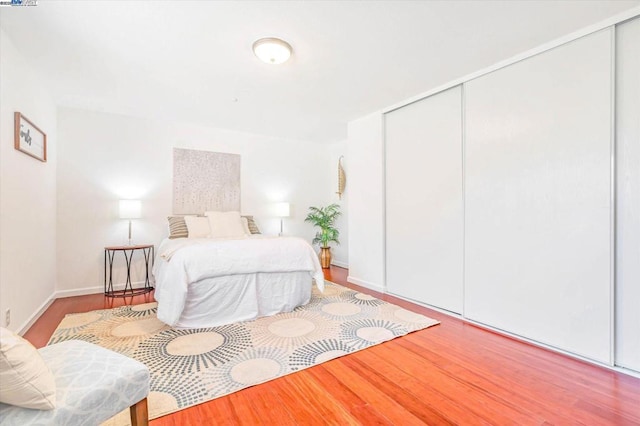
[
  {"x1": 242, "y1": 215, "x2": 261, "y2": 234},
  {"x1": 167, "y1": 216, "x2": 189, "y2": 239}
]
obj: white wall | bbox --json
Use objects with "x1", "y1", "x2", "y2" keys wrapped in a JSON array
[
  {"x1": 346, "y1": 113, "x2": 384, "y2": 291},
  {"x1": 56, "y1": 108, "x2": 338, "y2": 294},
  {"x1": 0, "y1": 28, "x2": 57, "y2": 333}
]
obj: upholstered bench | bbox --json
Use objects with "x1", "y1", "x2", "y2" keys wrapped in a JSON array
[{"x1": 0, "y1": 338, "x2": 150, "y2": 426}]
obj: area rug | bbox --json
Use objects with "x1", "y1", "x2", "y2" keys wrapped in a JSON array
[{"x1": 48, "y1": 281, "x2": 439, "y2": 425}]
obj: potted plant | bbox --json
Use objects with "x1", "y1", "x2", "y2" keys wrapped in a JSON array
[{"x1": 305, "y1": 204, "x2": 341, "y2": 269}]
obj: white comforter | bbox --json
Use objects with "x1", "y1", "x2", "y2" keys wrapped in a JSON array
[{"x1": 153, "y1": 236, "x2": 324, "y2": 326}]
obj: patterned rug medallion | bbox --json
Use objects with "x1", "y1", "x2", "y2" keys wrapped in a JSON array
[{"x1": 49, "y1": 282, "x2": 439, "y2": 425}]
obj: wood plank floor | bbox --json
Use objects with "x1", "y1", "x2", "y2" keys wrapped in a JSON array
[{"x1": 24, "y1": 267, "x2": 640, "y2": 425}]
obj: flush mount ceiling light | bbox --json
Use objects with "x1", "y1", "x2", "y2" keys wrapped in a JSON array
[{"x1": 252, "y1": 37, "x2": 292, "y2": 65}]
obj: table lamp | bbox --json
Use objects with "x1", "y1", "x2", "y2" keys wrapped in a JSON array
[
  {"x1": 119, "y1": 199, "x2": 141, "y2": 246},
  {"x1": 273, "y1": 202, "x2": 290, "y2": 236}
]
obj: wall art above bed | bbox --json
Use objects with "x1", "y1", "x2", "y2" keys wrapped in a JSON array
[{"x1": 173, "y1": 148, "x2": 241, "y2": 214}]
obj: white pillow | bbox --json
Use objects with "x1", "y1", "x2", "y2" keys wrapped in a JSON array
[
  {"x1": 205, "y1": 211, "x2": 247, "y2": 238},
  {"x1": 0, "y1": 327, "x2": 56, "y2": 410},
  {"x1": 184, "y1": 216, "x2": 211, "y2": 238}
]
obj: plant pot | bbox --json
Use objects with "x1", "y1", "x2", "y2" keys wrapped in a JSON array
[{"x1": 319, "y1": 247, "x2": 332, "y2": 269}]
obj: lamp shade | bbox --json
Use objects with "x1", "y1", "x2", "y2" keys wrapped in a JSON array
[
  {"x1": 119, "y1": 200, "x2": 141, "y2": 219},
  {"x1": 273, "y1": 202, "x2": 290, "y2": 218},
  {"x1": 253, "y1": 38, "x2": 292, "y2": 65}
]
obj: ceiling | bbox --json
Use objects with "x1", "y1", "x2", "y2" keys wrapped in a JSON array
[{"x1": 1, "y1": 1, "x2": 638, "y2": 143}]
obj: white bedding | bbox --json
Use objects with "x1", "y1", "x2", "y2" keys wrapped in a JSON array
[{"x1": 153, "y1": 236, "x2": 324, "y2": 327}]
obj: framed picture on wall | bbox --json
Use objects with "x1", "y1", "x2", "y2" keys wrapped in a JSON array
[{"x1": 14, "y1": 112, "x2": 47, "y2": 162}]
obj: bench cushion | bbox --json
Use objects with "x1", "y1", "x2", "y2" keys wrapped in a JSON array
[{"x1": 0, "y1": 340, "x2": 149, "y2": 425}]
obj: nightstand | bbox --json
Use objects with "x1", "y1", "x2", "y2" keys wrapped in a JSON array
[{"x1": 104, "y1": 244, "x2": 154, "y2": 297}]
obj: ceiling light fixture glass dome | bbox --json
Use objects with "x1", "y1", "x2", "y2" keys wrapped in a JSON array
[{"x1": 252, "y1": 37, "x2": 292, "y2": 65}]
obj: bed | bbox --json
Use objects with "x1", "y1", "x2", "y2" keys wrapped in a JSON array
[{"x1": 153, "y1": 235, "x2": 324, "y2": 328}]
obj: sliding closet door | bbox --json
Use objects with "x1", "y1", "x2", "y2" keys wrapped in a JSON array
[
  {"x1": 615, "y1": 18, "x2": 640, "y2": 372},
  {"x1": 385, "y1": 86, "x2": 463, "y2": 313},
  {"x1": 465, "y1": 29, "x2": 612, "y2": 362}
]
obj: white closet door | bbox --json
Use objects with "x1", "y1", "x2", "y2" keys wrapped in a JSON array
[
  {"x1": 464, "y1": 29, "x2": 612, "y2": 363},
  {"x1": 385, "y1": 86, "x2": 463, "y2": 313},
  {"x1": 615, "y1": 18, "x2": 640, "y2": 372}
]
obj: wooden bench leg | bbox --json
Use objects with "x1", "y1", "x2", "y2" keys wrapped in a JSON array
[{"x1": 130, "y1": 397, "x2": 149, "y2": 426}]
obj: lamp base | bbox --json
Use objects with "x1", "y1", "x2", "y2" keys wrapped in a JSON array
[{"x1": 127, "y1": 220, "x2": 133, "y2": 246}]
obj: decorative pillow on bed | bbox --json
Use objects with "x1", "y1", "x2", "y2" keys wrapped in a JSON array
[
  {"x1": 184, "y1": 216, "x2": 211, "y2": 238},
  {"x1": 167, "y1": 216, "x2": 189, "y2": 239},
  {"x1": 242, "y1": 215, "x2": 261, "y2": 234},
  {"x1": 205, "y1": 211, "x2": 246, "y2": 238}
]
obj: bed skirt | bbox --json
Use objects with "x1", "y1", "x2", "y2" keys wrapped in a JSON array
[{"x1": 169, "y1": 271, "x2": 313, "y2": 329}]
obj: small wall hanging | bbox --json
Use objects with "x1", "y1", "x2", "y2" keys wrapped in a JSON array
[
  {"x1": 336, "y1": 155, "x2": 346, "y2": 200},
  {"x1": 14, "y1": 112, "x2": 47, "y2": 162}
]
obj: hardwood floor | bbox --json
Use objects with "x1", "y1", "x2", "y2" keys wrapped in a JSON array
[{"x1": 24, "y1": 266, "x2": 640, "y2": 425}]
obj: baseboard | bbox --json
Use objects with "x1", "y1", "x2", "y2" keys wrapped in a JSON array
[
  {"x1": 386, "y1": 291, "x2": 464, "y2": 318},
  {"x1": 330, "y1": 260, "x2": 349, "y2": 269},
  {"x1": 18, "y1": 293, "x2": 56, "y2": 336},
  {"x1": 55, "y1": 281, "x2": 146, "y2": 298},
  {"x1": 346, "y1": 276, "x2": 384, "y2": 292},
  {"x1": 55, "y1": 286, "x2": 104, "y2": 298},
  {"x1": 613, "y1": 366, "x2": 640, "y2": 379}
]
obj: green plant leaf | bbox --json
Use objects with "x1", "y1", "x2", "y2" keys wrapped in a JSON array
[{"x1": 305, "y1": 204, "x2": 341, "y2": 247}]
